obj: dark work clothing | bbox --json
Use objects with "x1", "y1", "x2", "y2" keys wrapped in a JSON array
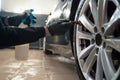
[{"x1": 0, "y1": 16, "x2": 45, "y2": 48}]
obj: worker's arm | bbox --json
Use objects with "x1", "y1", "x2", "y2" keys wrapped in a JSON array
[
  {"x1": 0, "y1": 14, "x2": 43, "y2": 48},
  {"x1": 0, "y1": 14, "x2": 73, "y2": 48},
  {"x1": 0, "y1": 26, "x2": 46, "y2": 48}
]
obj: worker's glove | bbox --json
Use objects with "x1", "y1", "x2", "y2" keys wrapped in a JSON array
[
  {"x1": 48, "y1": 20, "x2": 74, "y2": 35},
  {"x1": 7, "y1": 12, "x2": 36, "y2": 26}
]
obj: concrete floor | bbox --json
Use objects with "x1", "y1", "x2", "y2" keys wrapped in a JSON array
[{"x1": 0, "y1": 49, "x2": 79, "y2": 80}]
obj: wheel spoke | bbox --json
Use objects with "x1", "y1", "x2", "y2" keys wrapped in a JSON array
[
  {"x1": 112, "y1": 67, "x2": 120, "y2": 80},
  {"x1": 104, "y1": 19, "x2": 120, "y2": 35},
  {"x1": 100, "y1": 48, "x2": 115, "y2": 80},
  {"x1": 79, "y1": 14, "x2": 95, "y2": 33},
  {"x1": 104, "y1": 9, "x2": 120, "y2": 35},
  {"x1": 95, "y1": 50, "x2": 103, "y2": 80},
  {"x1": 77, "y1": 31, "x2": 94, "y2": 40},
  {"x1": 78, "y1": 44, "x2": 95, "y2": 59},
  {"x1": 109, "y1": 8, "x2": 120, "y2": 23},
  {"x1": 89, "y1": 0, "x2": 98, "y2": 25},
  {"x1": 105, "y1": 38, "x2": 120, "y2": 52},
  {"x1": 104, "y1": 8, "x2": 120, "y2": 35},
  {"x1": 98, "y1": 0, "x2": 108, "y2": 26},
  {"x1": 82, "y1": 47, "x2": 97, "y2": 74}
]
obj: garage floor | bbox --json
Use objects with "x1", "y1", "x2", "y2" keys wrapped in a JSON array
[{"x1": 0, "y1": 49, "x2": 79, "y2": 80}]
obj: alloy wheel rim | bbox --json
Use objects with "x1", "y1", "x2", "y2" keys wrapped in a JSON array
[{"x1": 75, "y1": 0, "x2": 120, "y2": 80}]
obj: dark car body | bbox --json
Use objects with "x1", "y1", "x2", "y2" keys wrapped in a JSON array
[{"x1": 43, "y1": 0, "x2": 80, "y2": 57}]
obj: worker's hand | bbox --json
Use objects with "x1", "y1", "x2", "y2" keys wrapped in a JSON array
[
  {"x1": 47, "y1": 20, "x2": 74, "y2": 35},
  {"x1": 7, "y1": 12, "x2": 36, "y2": 26}
]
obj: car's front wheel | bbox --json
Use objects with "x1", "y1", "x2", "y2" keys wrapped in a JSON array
[{"x1": 73, "y1": 0, "x2": 120, "y2": 80}]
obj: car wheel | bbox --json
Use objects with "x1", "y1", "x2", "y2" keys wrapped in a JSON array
[{"x1": 73, "y1": 0, "x2": 120, "y2": 80}]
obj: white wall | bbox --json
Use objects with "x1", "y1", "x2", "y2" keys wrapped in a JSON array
[
  {"x1": 1, "y1": 0, "x2": 58, "y2": 14},
  {"x1": 0, "y1": 0, "x2": 1, "y2": 11}
]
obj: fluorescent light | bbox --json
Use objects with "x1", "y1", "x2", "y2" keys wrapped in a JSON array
[
  {"x1": 13, "y1": 9, "x2": 24, "y2": 13},
  {"x1": 13, "y1": 9, "x2": 41, "y2": 14},
  {"x1": 32, "y1": 10, "x2": 41, "y2": 14}
]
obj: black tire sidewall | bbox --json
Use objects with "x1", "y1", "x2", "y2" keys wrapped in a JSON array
[{"x1": 73, "y1": 0, "x2": 86, "y2": 80}]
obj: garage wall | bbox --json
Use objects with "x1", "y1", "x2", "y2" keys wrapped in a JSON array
[{"x1": 1, "y1": 0, "x2": 58, "y2": 14}]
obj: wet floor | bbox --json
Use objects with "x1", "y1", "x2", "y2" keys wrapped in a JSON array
[{"x1": 0, "y1": 49, "x2": 79, "y2": 80}]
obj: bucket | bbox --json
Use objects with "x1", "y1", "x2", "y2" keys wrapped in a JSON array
[
  {"x1": 15, "y1": 22, "x2": 29, "y2": 60},
  {"x1": 15, "y1": 44, "x2": 29, "y2": 60}
]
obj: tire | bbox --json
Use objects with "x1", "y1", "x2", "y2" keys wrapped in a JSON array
[
  {"x1": 73, "y1": 0, "x2": 120, "y2": 80},
  {"x1": 69, "y1": 0, "x2": 80, "y2": 55},
  {"x1": 44, "y1": 49, "x2": 53, "y2": 55}
]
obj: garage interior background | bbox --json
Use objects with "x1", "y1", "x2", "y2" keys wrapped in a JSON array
[{"x1": 0, "y1": 0, "x2": 58, "y2": 49}]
